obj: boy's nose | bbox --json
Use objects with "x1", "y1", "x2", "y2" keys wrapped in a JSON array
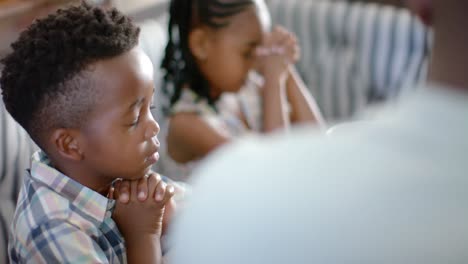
[{"x1": 145, "y1": 117, "x2": 160, "y2": 140}]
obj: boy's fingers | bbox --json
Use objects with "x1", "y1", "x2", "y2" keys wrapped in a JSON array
[
  {"x1": 154, "y1": 181, "x2": 167, "y2": 202},
  {"x1": 118, "y1": 180, "x2": 130, "y2": 204},
  {"x1": 130, "y1": 180, "x2": 138, "y2": 202},
  {"x1": 147, "y1": 172, "x2": 162, "y2": 198},
  {"x1": 111, "y1": 180, "x2": 121, "y2": 200},
  {"x1": 161, "y1": 185, "x2": 175, "y2": 205},
  {"x1": 108, "y1": 186, "x2": 115, "y2": 199},
  {"x1": 162, "y1": 197, "x2": 177, "y2": 233},
  {"x1": 136, "y1": 176, "x2": 149, "y2": 202}
]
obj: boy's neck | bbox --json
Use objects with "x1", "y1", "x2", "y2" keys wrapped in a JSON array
[{"x1": 52, "y1": 159, "x2": 113, "y2": 196}]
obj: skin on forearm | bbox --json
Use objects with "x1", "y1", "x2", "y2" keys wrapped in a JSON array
[
  {"x1": 286, "y1": 66, "x2": 326, "y2": 128},
  {"x1": 261, "y1": 73, "x2": 290, "y2": 132},
  {"x1": 126, "y1": 234, "x2": 163, "y2": 264}
]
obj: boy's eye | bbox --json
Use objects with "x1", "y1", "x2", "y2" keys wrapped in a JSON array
[
  {"x1": 129, "y1": 116, "x2": 140, "y2": 127},
  {"x1": 243, "y1": 48, "x2": 254, "y2": 58}
]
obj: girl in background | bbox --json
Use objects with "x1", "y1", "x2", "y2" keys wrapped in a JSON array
[{"x1": 160, "y1": 0, "x2": 324, "y2": 180}]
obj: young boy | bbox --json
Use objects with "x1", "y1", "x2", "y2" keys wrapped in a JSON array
[{"x1": 1, "y1": 3, "x2": 173, "y2": 263}]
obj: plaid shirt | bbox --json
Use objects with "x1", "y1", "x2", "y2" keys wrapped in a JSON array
[{"x1": 8, "y1": 151, "x2": 127, "y2": 263}]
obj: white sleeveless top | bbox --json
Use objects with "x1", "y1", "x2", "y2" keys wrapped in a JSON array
[{"x1": 158, "y1": 72, "x2": 264, "y2": 181}]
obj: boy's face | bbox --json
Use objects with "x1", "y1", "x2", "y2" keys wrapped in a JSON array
[{"x1": 79, "y1": 47, "x2": 160, "y2": 184}]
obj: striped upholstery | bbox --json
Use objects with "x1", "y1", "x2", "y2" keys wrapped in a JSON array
[
  {"x1": 267, "y1": 0, "x2": 431, "y2": 121},
  {"x1": 0, "y1": 101, "x2": 36, "y2": 263}
]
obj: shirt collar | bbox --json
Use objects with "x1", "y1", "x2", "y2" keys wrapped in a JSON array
[{"x1": 30, "y1": 150, "x2": 115, "y2": 223}]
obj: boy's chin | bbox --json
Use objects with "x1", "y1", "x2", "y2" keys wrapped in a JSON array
[
  {"x1": 118, "y1": 168, "x2": 152, "y2": 181},
  {"x1": 142, "y1": 166, "x2": 153, "y2": 178}
]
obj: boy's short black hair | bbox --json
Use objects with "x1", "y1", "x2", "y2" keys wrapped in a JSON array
[{"x1": 0, "y1": 2, "x2": 140, "y2": 148}]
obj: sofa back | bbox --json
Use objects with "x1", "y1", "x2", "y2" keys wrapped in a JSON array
[
  {"x1": 0, "y1": 102, "x2": 36, "y2": 263},
  {"x1": 267, "y1": 0, "x2": 431, "y2": 121}
]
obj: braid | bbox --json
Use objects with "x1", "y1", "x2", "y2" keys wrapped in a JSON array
[
  {"x1": 161, "y1": 0, "x2": 207, "y2": 113},
  {"x1": 161, "y1": 0, "x2": 253, "y2": 114}
]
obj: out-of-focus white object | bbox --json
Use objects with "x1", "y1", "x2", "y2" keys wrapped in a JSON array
[
  {"x1": 326, "y1": 121, "x2": 377, "y2": 136},
  {"x1": 169, "y1": 84, "x2": 468, "y2": 264}
]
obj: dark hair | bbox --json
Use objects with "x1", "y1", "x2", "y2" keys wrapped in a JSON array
[
  {"x1": 0, "y1": 2, "x2": 140, "y2": 147},
  {"x1": 161, "y1": 0, "x2": 253, "y2": 112}
]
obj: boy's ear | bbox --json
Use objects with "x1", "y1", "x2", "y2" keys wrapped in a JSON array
[
  {"x1": 406, "y1": 0, "x2": 433, "y2": 26},
  {"x1": 189, "y1": 27, "x2": 210, "y2": 61},
  {"x1": 50, "y1": 129, "x2": 84, "y2": 161}
]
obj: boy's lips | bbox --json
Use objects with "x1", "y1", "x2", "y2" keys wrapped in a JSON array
[
  {"x1": 146, "y1": 151, "x2": 159, "y2": 165},
  {"x1": 145, "y1": 138, "x2": 160, "y2": 165}
]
